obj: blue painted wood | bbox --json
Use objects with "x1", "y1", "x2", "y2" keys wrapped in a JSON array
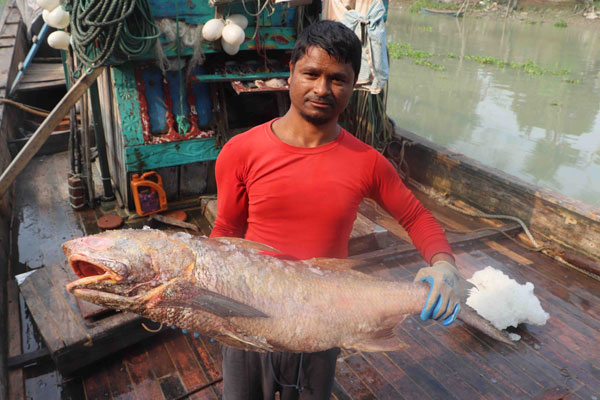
[
  {"x1": 112, "y1": 65, "x2": 145, "y2": 145},
  {"x1": 140, "y1": 67, "x2": 168, "y2": 134},
  {"x1": 192, "y1": 66, "x2": 212, "y2": 126},
  {"x1": 125, "y1": 137, "x2": 220, "y2": 171},
  {"x1": 166, "y1": 69, "x2": 191, "y2": 128}
]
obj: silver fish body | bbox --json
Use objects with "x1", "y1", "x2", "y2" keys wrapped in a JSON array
[{"x1": 63, "y1": 228, "x2": 511, "y2": 352}]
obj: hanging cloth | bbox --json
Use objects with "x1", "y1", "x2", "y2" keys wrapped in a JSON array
[{"x1": 324, "y1": 0, "x2": 389, "y2": 94}]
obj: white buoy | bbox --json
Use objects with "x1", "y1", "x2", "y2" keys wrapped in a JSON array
[
  {"x1": 221, "y1": 23, "x2": 245, "y2": 47},
  {"x1": 221, "y1": 38, "x2": 240, "y2": 55},
  {"x1": 226, "y1": 14, "x2": 248, "y2": 30},
  {"x1": 36, "y1": 0, "x2": 60, "y2": 11},
  {"x1": 202, "y1": 18, "x2": 224, "y2": 42},
  {"x1": 47, "y1": 30, "x2": 71, "y2": 50},
  {"x1": 44, "y1": 6, "x2": 70, "y2": 29}
]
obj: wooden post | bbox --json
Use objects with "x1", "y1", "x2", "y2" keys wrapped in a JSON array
[{"x1": 0, "y1": 67, "x2": 104, "y2": 197}]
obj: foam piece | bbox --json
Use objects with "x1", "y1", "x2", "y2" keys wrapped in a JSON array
[{"x1": 466, "y1": 266, "x2": 549, "y2": 330}]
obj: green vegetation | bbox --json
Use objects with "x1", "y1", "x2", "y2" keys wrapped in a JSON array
[
  {"x1": 388, "y1": 43, "x2": 445, "y2": 71},
  {"x1": 465, "y1": 55, "x2": 570, "y2": 76},
  {"x1": 563, "y1": 79, "x2": 581, "y2": 84},
  {"x1": 550, "y1": 101, "x2": 562, "y2": 106},
  {"x1": 554, "y1": 20, "x2": 568, "y2": 28},
  {"x1": 421, "y1": 26, "x2": 433, "y2": 32},
  {"x1": 389, "y1": 43, "x2": 571, "y2": 77},
  {"x1": 409, "y1": 0, "x2": 459, "y2": 13}
]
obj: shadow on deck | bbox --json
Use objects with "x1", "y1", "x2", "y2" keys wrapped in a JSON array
[{"x1": 7, "y1": 151, "x2": 600, "y2": 400}]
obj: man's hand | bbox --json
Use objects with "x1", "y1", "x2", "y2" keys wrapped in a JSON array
[{"x1": 414, "y1": 260, "x2": 460, "y2": 326}]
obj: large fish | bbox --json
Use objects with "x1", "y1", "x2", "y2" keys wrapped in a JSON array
[{"x1": 63, "y1": 228, "x2": 512, "y2": 352}]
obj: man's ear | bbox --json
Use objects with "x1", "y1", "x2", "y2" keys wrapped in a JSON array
[{"x1": 288, "y1": 61, "x2": 294, "y2": 84}]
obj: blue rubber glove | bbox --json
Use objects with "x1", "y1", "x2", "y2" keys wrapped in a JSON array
[{"x1": 414, "y1": 260, "x2": 460, "y2": 326}]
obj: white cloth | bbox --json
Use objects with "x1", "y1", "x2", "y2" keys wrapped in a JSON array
[{"x1": 324, "y1": 0, "x2": 389, "y2": 94}]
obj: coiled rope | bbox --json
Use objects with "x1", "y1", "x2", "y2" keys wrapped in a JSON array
[{"x1": 67, "y1": 0, "x2": 160, "y2": 73}]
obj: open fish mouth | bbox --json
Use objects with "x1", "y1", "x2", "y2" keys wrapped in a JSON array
[{"x1": 66, "y1": 254, "x2": 124, "y2": 292}]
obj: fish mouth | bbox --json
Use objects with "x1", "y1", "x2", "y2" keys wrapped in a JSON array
[{"x1": 66, "y1": 254, "x2": 124, "y2": 292}]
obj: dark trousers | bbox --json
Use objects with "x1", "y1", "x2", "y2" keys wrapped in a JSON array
[{"x1": 222, "y1": 346, "x2": 340, "y2": 400}]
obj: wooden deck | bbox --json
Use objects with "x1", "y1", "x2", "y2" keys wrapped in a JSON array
[{"x1": 7, "y1": 151, "x2": 600, "y2": 399}]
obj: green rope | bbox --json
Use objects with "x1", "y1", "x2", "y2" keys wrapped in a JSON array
[
  {"x1": 68, "y1": 0, "x2": 160, "y2": 71},
  {"x1": 174, "y1": 0, "x2": 189, "y2": 135}
]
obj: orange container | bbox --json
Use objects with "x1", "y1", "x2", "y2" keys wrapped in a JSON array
[{"x1": 130, "y1": 171, "x2": 168, "y2": 217}]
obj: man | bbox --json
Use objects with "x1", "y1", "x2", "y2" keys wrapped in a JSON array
[{"x1": 210, "y1": 20, "x2": 460, "y2": 400}]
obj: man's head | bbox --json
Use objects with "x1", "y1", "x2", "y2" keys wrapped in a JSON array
[
  {"x1": 288, "y1": 21, "x2": 362, "y2": 126},
  {"x1": 291, "y1": 20, "x2": 362, "y2": 81}
]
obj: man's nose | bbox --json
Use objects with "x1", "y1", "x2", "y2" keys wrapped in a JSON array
[{"x1": 313, "y1": 76, "x2": 331, "y2": 96}]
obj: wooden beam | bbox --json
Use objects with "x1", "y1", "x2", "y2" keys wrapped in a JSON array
[
  {"x1": 350, "y1": 223, "x2": 522, "y2": 264},
  {"x1": 0, "y1": 67, "x2": 104, "y2": 196}
]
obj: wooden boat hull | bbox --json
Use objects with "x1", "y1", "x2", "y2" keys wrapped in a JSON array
[{"x1": 390, "y1": 125, "x2": 600, "y2": 271}]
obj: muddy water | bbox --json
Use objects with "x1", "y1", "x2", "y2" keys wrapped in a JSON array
[{"x1": 386, "y1": 8, "x2": 600, "y2": 207}]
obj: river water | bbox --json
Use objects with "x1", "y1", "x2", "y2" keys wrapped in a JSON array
[{"x1": 385, "y1": 8, "x2": 600, "y2": 207}]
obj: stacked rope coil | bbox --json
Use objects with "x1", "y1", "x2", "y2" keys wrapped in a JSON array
[{"x1": 66, "y1": 0, "x2": 160, "y2": 72}]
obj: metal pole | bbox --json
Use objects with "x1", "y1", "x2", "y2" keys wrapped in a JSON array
[{"x1": 89, "y1": 81, "x2": 114, "y2": 200}]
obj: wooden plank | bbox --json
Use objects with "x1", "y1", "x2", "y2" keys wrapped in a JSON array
[
  {"x1": 163, "y1": 332, "x2": 218, "y2": 400},
  {"x1": 146, "y1": 333, "x2": 178, "y2": 379},
  {"x1": 7, "y1": 280, "x2": 24, "y2": 400},
  {"x1": 18, "y1": 270, "x2": 66, "y2": 353},
  {"x1": 484, "y1": 240, "x2": 533, "y2": 265},
  {"x1": 342, "y1": 353, "x2": 405, "y2": 399},
  {"x1": 349, "y1": 223, "x2": 522, "y2": 265},
  {"x1": 360, "y1": 351, "x2": 431, "y2": 400},
  {"x1": 180, "y1": 162, "x2": 209, "y2": 197},
  {"x1": 82, "y1": 358, "x2": 112, "y2": 399},
  {"x1": 34, "y1": 267, "x2": 89, "y2": 348},
  {"x1": 456, "y1": 250, "x2": 600, "y2": 393},
  {"x1": 122, "y1": 345, "x2": 165, "y2": 400},
  {"x1": 124, "y1": 137, "x2": 220, "y2": 171},
  {"x1": 0, "y1": 66, "x2": 105, "y2": 196},
  {"x1": 334, "y1": 356, "x2": 378, "y2": 399},
  {"x1": 159, "y1": 374, "x2": 188, "y2": 399},
  {"x1": 104, "y1": 358, "x2": 137, "y2": 400},
  {"x1": 400, "y1": 317, "x2": 516, "y2": 400},
  {"x1": 17, "y1": 80, "x2": 65, "y2": 91},
  {"x1": 394, "y1": 324, "x2": 496, "y2": 400}
]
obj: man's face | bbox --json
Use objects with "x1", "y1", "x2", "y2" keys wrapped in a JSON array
[{"x1": 288, "y1": 46, "x2": 356, "y2": 126}]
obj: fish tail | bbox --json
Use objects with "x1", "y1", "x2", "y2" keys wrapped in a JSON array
[{"x1": 458, "y1": 306, "x2": 514, "y2": 345}]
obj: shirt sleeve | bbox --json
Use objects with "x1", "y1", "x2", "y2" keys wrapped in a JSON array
[
  {"x1": 369, "y1": 152, "x2": 452, "y2": 263},
  {"x1": 209, "y1": 140, "x2": 249, "y2": 238}
]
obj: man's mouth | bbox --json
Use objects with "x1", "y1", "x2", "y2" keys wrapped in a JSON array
[{"x1": 306, "y1": 97, "x2": 333, "y2": 108}]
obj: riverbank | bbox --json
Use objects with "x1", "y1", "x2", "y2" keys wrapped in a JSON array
[{"x1": 390, "y1": 0, "x2": 600, "y2": 29}]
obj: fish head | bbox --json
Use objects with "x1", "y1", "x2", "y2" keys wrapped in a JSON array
[{"x1": 63, "y1": 229, "x2": 196, "y2": 310}]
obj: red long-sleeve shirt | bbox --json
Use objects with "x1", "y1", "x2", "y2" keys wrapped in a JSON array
[{"x1": 210, "y1": 120, "x2": 451, "y2": 261}]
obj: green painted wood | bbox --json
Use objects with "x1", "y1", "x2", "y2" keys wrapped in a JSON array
[
  {"x1": 112, "y1": 64, "x2": 144, "y2": 145},
  {"x1": 195, "y1": 71, "x2": 289, "y2": 82},
  {"x1": 125, "y1": 137, "x2": 220, "y2": 171},
  {"x1": 147, "y1": 0, "x2": 296, "y2": 27},
  {"x1": 137, "y1": 27, "x2": 296, "y2": 60}
]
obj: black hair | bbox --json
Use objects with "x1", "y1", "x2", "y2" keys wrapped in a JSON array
[{"x1": 291, "y1": 20, "x2": 362, "y2": 81}]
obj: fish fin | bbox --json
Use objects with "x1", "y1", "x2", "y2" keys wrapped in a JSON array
[
  {"x1": 351, "y1": 329, "x2": 410, "y2": 352},
  {"x1": 350, "y1": 315, "x2": 410, "y2": 352},
  {"x1": 213, "y1": 237, "x2": 281, "y2": 253},
  {"x1": 157, "y1": 282, "x2": 269, "y2": 318},
  {"x1": 308, "y1": 258, "x2": 367, "y2": 271}
]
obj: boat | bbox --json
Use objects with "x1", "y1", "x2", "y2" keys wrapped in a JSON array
[
  {"x1": 1, "y1": 0, "x2": 599, "y2": 398},
  {"x1": 420, "y1": 7, "x2": 463, "y2": 17}
]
